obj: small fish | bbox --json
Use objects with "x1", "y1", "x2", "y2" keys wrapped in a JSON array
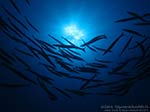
[
  {"x1": 80, "y1": 74, "x2": 97, "y2": 90},
  {"x1": 95, "y1": 59, "x2": 112, "y2": 63},
  {"x1": 119, "y1": 36, "x2": 133, "y2": 56},
  {"x1": 0, "y1": 48, "x2": 16, "y2": 61},
  {"x1": 2, "y1": 63, "x2": 36, "y2": 85},
  {"x1": 0, "y1": 83, "x2": 30, "y2": 88},
  {"x1": 67, "y1": 76, "x2": 103, "y2": 82},
  {"x1": 76, "y1": 66, "x2": 99, "y2": 73},
  {"x1": 86, "y1": 63, "x2": 108, "y2": 68},
  {"x1": 136, "y1": 41, "x2": 146, "y2": 57},
  {"x1": 1, "y1": 5, "x2": 28, "y2": 31},
  {"x1": 103, "y1": 33, "x2": 124, "y2": 55},
  {"x1": 52, "y1": 86, "x2": 72, "y2": 99},
  {"x1": 93, "y1": 46, "x2": 112, "y2": 52},
  {"x1": 81, "y1": 35, "x2": 107, "y2": 47},
  {"x1": 134, "y1": 22, "x2": 150, "y2": 26},
  {"x1": 127, "y1": 11, "x2": 146, "y2": 22},
  {"x1": 128, "y1": 37, "x2": 148, "y2": 50},
  {"x1": 9, "y1": 0, "x2": 21, "y2": 14},
  {"x1": 15, "y1": 48, "x2": 33, "y2": 57},
  {"x1": 123, "y1": 29, "x2": 145, "y2": 38},
  {"x1": 13, "y1": 54, "x2": 31, "y2": 69},
  {"x1": 0, "y1": 54, "x2": 13, "y2": 64},
  {"x1": 38, "y1": 78, "x2": 57, "y2": 101},
  {"x1": 65, "y1": 89, "x2": 92, "y2": 96},
  {"x1": 38, "y1": 48, "x2": 55, "y2": 67},
  {"x1": 109, "y1": 60, "x2": 130, "y2": 74},
  {"x1": 48, "y1": 34, "x2": 63, "y2": 44},
  {"x1": 53, "y1": 44, "x2": 85, "y2": 51},
  {"x1": 24, "y1": 16, "x2": 39, "y2": 33}
]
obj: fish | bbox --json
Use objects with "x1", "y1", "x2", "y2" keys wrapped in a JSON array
[
  {"x1": 76, "y1": 66, "x2": 99, "y2": 73},
  {"x1": 33, "y1": 37, "x2": 56, "y2": 49},
  {"x1": 22, "y1": 43, "x2": 41, "y2": 59},
  {"x1": 2, "y1": 63, "x2": 37, "y2": 85},
  {"x1": 80, "y1": 74, "x2": 97, "y2": 90},
  {"x1": 86, "y1": 63, "x2": 108, "y2": 68},
  {"x1": 0, "y1": 17, "x2": 8, "y2": 30},
  {"x1": 109, "y1": 60, "x2": 130, "y2": 74},
  {"x1": 0, "y1": 48, "x2": 16, "y2": 61},
  {"x1": 115, "y1": 12, "x2": 149, "y2": 22},
  {"x1": 119, "y1": 36, "x2": 133, "y2": 56},
  {"x1": 1, "y1": 5, "x2": 29, "y2": 31},
  {"x1": 134, "y1": 22, "x2": 150, "y2": 26},
  {"x1": 135, "y1": 41, "x2": 146, "y2": 57},
  {"x1": 81, "y1": 35, "x2": 107, "y2": 47},
  {"x1": 123, "y1": 29, "x2": 145, "y2": 38},
  {"x1": 48, "y1": 34, "x2": 63, "y2": 44},
  {"x1": 103, "y1": 33, "x2": 124, "y2": 55},
  {"x1": 53, "y1": 44, "x2": 85, "y2": 51},
  {"x1": 38, "y1": 48, "x2": 55, "y2": 67},
  {"x1": 7, "y1": 18, "x2": 25, "y2": 38},
  {"x1": 127, "y1": 11, "x2": 146, "y2": 22},
  {"x1": 26, "y1": 68, "x2": 54, "y2": 85},
  {"x1": 37, "y1": 78, "x2": 57, "y2": 101},
  {"x1": 128, "y1": 37, "x2": 148, "y2": 50},
  {"x1": 52, "y1": 86, "x2": 72, "y2": 99},
  {"x1": 0, "y1": 83, "x2": 30, "y2": 88},
  {"x1": 0, "y1": 54, "x2": 13, "y2": 64},
  {"x1": 65, "y1": 89, "x2": 92, "y2": 96},
  {"x1": 62, "y1": 36, "x2": 76, "y2": 46},
  {"x1": 56, "y1": 59, "x2": 76, "y2": 73},
  {"x1": 95, "y1": 59, "x2": 112, "y2": 63},
  {"x1": 93, "y1": 46, "x2": 112, "y2": 52},
  {"x1": 9, "y1": 0, "x2": 21, "y2": 14},
  {"x1": 24, "y1": 16, "x2": 39, "y2": 33},
  {"x1": 13, "y1": 54, "x2": 31, "y2": 69},
  {"x1": 1, "y1": 19, "x2": 23, "y2": 39},
  {"x1": 15, "y1": 48, "x2": 33, "y2": 57},
  {"x1": 67, "y1": 76, "x2": 103, "y2": 82}
]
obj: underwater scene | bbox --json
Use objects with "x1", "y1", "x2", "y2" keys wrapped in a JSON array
[{"x1": 0, "y1": 0, "x2": 150, "y2": 112}]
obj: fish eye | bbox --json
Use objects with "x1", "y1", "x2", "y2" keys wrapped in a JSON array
[{"x1": 64, "y1": 25, "x2": 84, "y2": 40}]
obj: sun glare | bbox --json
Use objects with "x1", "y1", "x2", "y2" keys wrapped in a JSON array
[{"x1": 64, "y1": 25, "x2": 84, "y2": 40}]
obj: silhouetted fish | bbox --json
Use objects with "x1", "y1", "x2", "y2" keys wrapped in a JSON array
[
  {"x1": 53, "y1": 44, "x2": 85, "y2": 51},
  {"x1": 80, "y1": 74, "x2": 97, "y2": 90},
  {"x1": 37, "y1": 78, "x2": 57, "y2": 101},
  {"x1": 134, "y1": 22, "x2": 150, "y2": 26},
  {"x1": 135, "y1": 41, "x2": 146, "y2": 57},
  {"x1": 93, "y1": 46, "x2": 112, "y2": 52},
  {"x1": 119, "y1": 36, "x2": 133, "y2": 56},
  {"x1": 81, "y1": 35, "x2": 107, "y2": 47},
  {"x1": 1, "y1": 5, "x2": 29, "y2": 31},
  {"x1": 2, "y1": 63, "x2": 36, "y2": 85},
  {"x1": 103, "y1": 33, "x2": 124, "y2": 55},
  {"x1": 13, "y1": 54, "x2": 31, "y2": 69},
  {"x1": 24, "y1": 16, "x2": 39, "y2": 33},
  {"x1": 15, "y1": 48, "x2": 33, "y2": 57},
  {"x1": 52, "y1": 86, "x2": 72, "y2": 99},
  {"x1": 127, "y1": 11, "x2": 146, "y2": 22},
  {"x1": 123, "y1": 29, "x2": 145, "y2": 37},
  {"x1": 128, "y1": 37, "x2": 148, "y2": 50},
  {"x1": 76, "y1": 66, "x2": 99, "y2": 73},
  {"x1": 9, "y1": 0, "x2": 21, "y2": 14},
  {"x1": 65, "y1": 89, "x2": 92, "y2": 96},
  {"x1": 0, "y1": 83, "x2": 30, "y2": 88},
  {"x1": 0, "y1": 48, "x2": 16, "y2": 61}
]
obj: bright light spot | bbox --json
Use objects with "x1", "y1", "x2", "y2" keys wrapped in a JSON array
[{"x1": 64, "y1": 25, "x2": 84, "y2": 40}]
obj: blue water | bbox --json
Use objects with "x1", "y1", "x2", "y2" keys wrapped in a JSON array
[{"x1": 0, "y1": 0, "x2": 150, "y2": 112}]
